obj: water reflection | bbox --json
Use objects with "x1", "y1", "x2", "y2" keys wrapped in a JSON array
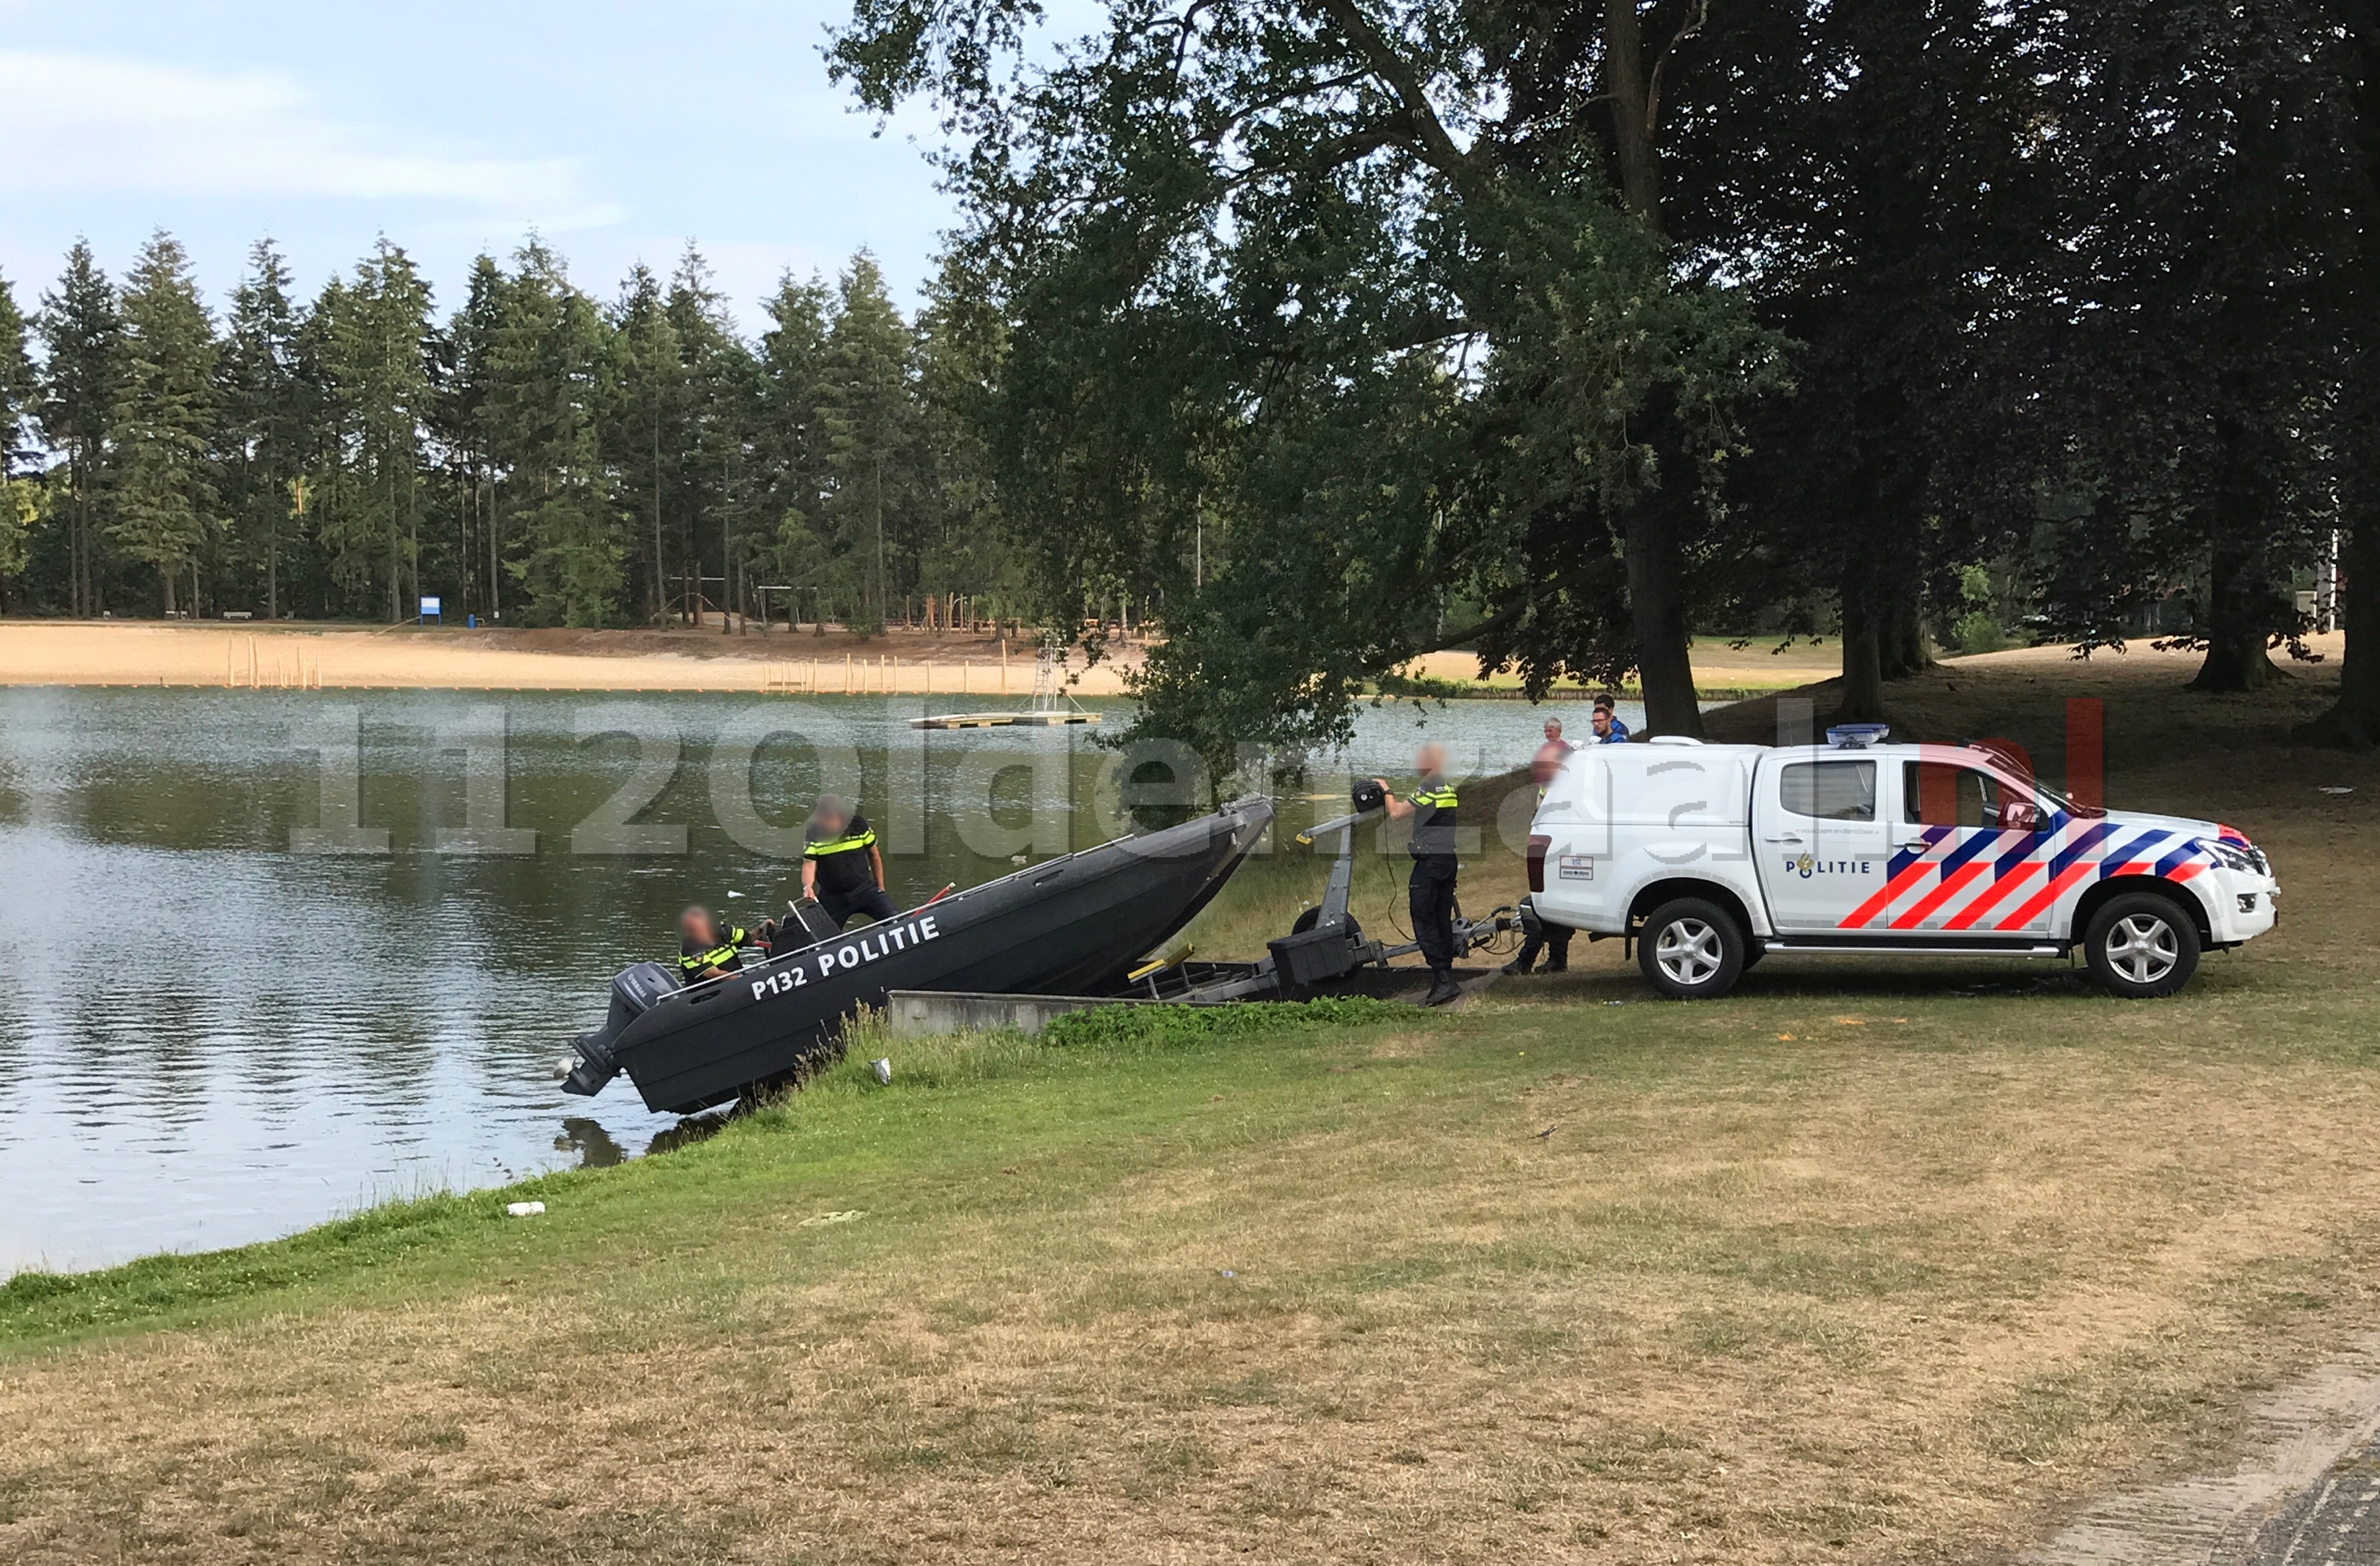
[
  {"x1": 0, "y1": 686, "x2": 1642, "y2": 1274},
  {"x1": 555, "y1": 1117, "x2": 626, "y2": 1169}
]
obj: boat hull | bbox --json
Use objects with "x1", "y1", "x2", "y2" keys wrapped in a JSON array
[{"x1": 579, "y1": 798, "x2": 1275, "y2": 1115}]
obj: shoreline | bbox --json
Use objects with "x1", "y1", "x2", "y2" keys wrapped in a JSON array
[{"x1": 0, "y1": 618, "x2": 1874, "y2": 697}]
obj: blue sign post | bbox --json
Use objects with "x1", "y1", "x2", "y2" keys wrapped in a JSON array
[{"x1": 419, "y1": 595, "x2": 442, "y2": 625}]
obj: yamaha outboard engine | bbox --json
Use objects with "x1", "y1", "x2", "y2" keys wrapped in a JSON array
[{"x1": 560, "y1": 961, "x2": 678, "y2": 1097}]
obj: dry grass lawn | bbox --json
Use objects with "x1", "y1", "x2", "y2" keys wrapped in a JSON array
[{"x1": 2, "y1": 642, "x2": 2376, "y2": 1564}]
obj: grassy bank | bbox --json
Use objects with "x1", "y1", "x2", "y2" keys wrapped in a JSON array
[{"x1": 3, "y1": 646, "x2": 2377, "y2": 1564}]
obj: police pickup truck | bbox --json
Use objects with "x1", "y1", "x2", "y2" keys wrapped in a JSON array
[{"x1": 1523, "y1": 726, "x2": 2278, "y2": 1000}]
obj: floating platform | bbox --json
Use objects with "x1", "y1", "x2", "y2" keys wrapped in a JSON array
[{"x1": 909, "y1": 709, "x2": 1101, "y2": 729}]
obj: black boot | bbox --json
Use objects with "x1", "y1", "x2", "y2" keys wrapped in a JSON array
[
  {"x1": 1424, "y1": 971, "x2": 1463, "y2": 1006},
  {"x1": 1500, "y1": 954, "x2": 1537, "y2": 977}
]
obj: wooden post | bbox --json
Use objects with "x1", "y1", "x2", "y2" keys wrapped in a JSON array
[
  {"x1": 845, "y1": 653, "x2": 852, "y2": 694},
  {"x1": 1000, "y1": 639, "x2": 1009, "y2": 694}
]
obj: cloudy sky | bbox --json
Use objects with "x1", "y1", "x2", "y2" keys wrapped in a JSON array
[{"x1": 0, "y1": 0, "x2": 958, "y2": 327}]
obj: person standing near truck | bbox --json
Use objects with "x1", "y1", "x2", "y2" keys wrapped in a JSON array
[
  {"x1": 1591, "y1": 696, "x2": 1631, "y2": 744},
  {"x1": 1375, "y1": 741, "x2": 1464, "y2": 1007},
  {"x1": 1505, "y1": 739, "x2": 1575, "y2": 975}
]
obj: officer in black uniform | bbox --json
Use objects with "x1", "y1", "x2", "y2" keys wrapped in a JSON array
[
  {"x1": 1375, "y1": 741, "x2": 1464, "y2": 1007},
  {"x1": 801, "y1": 793, "x2": 900, "y2": 931},
  {"x1": 677, "y1": 905, "x2": 749, "y2": 985}
]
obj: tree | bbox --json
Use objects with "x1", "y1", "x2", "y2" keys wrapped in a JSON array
[
  {"x1": 832, "y1": 0, "x2": 1782, "y2": 766},
  {"x1": 109, "y1": 231, "x2": 220, "y2": 615},
  {"x1": 607, "y1": 263, "x2": 684, "y2": 621},
  {"x1": 2303, "y1": 1, "x2": 2380, "y2": 744},
  {"x1": 437, "y1": 254, "x2": 512, "y2": 620},
  {"x1": 36, "y1": 240, "x2": 122, "y2": 616},
  {"x1": 753, "y1": 272, "x2": 835, "y2": 621},
  {"x1": 0, "y1": 271, "x2": 34, "y2": 479},
  {"x1": 487, "y1": 241, "x2": 622, "y2": 626},
  {"x1": 220, "y1": 241, "x2": 309, "y2": 620},
  {"x1": 817, "y1": 252, "x2": 916, "y2": 635},
  {"x1": 311, "y1": 241, "x2": 435, "y2": 621},
  {"x1": 2020, "y1": 0, "x2": 2352, "y2": 693}
]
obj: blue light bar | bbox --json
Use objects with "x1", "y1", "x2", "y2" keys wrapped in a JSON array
[{"x1": 1827, "y1": 724, "x2": 1890, "y2": 748}]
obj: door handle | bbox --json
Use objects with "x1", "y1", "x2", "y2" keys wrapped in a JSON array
[{"x1": 1763, "y1": 833, "x2": 1805, "y2": 845}]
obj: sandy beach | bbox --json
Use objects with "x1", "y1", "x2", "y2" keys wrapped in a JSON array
[
  {"x1": 0, "y1": 621, "x2": 1145, "y2": 696},
  {"x1": 0, "y1": 619, "x2": 2335, "y2": 696}
]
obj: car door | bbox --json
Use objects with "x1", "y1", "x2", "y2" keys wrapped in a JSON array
[
  {"x1": 1881, "y1": 758, "x2": 2059, "y2": 936},
  {"x1": 1754, "y1": 752, "x2": 1889, "y2": 934}
]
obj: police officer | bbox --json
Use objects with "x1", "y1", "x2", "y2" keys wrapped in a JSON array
[
  {"x1": 802, "y1": 793, "x2": 900, "y2": 931},
  {"x1": 678, "y1": 905, "x2": 749, "y2": 984},
  {"x1": 1504, "y1": 739, "x2": 1575, "y2": 975},
  {"x1": 1375, "y1": 740, "x2": 1464, "y2": 1007}
]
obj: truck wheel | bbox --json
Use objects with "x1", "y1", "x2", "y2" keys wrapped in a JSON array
[
  {"x1": 2084, "y1": 892, "x2": 2200, "y2": 998},
  {"x1": 1638, "y1": 898, "x2": 1745, "y2": 1000}
]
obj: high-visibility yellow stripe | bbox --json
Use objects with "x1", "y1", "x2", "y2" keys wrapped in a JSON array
[{"x1": 805, "y1": 829, "x2": 877, "y2": 857}]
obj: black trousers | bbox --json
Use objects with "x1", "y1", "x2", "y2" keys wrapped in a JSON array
[
  {"x1": 1409, "y1": 856, "x2": 1458, "y2": 973},
  {"x1": 1515, "y1": 923, "x2": 1572, "y2": 970},
  {"x1": 820, "y1": 883, "x2": 900, "y2": 931}
]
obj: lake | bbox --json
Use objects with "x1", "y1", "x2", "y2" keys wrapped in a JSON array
[{"x1": 0, "y1": 686, "x2": 1645, "y2": 1274}]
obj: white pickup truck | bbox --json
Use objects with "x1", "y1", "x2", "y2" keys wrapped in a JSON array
[{"x1": 1523, "y1": 726, "x2": 2278, "y2": 999}]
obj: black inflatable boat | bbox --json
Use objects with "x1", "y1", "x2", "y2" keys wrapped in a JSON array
[{"x1": 562, "y1": 797, "x2": 1275, "y2": 1115}]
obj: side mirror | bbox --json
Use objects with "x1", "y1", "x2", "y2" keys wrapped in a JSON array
[{"x1": 2003, "y1": 801, "x2": 2045, "y2": 832}]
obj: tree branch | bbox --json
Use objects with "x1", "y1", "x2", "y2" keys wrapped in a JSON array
[{"x1": 1306, "y1": 0, "x2": 1480, "y2": 189}]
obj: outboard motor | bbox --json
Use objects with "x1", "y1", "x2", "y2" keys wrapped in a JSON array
[{"x1": 560, "y1": 960, "x2": 678, "y2": 1097}]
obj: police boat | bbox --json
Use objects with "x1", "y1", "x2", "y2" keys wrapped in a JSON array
[{"x1": 562, "y1": 797, "x2": 1277, "y2": 1115}]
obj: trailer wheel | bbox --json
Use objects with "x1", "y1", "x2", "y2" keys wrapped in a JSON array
[
  {"x1": 1637, "y1": 898, "x2": 1746, "y2": 999},
  {"x1": 2083, "y1": 892, "x2": 2199, "y2": 998},
  {"x1": 1290, "y1": 906, "x2": 1362, "y2": 943}
]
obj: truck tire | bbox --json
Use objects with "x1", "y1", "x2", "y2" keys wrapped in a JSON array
[
  {"x1": 1638, "y1": 898, "x2": 1746, "y2": 1000},
  {"x1": 2083, "y1": 892, "x2": 2200, "y2": 998}
]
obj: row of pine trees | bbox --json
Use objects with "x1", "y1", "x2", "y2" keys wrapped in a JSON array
[{"x1": 0, "y1": 233, "x2": 1016, "y2": 629}]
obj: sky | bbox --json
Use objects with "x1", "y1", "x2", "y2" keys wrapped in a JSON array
[{"x1": 0, "y1": 0, "x2": 961, "y2": 332}]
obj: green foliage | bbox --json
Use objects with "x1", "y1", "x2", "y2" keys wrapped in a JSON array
[
  {"x1": 1040, "y1": 996, "x2": 1409, "y2": 1050},
  {"x1": 308, "y1": 241, "x2": 435, "y2": 620},
  {"x1": 1, "y1": 233, "x2": 1003, "y2": 627},
  {"x1": 107, "y1": 231, "x2": 220, "y2": 612},
  {"x1": 1952, "y1": 613, "x2": 2006, "y2": 657},
  {"x1": 0, "y1": 270, "x2": 34, "y2": 478},
  {"x1": 830, "y1": 0, "x2": 1785, "y2": 773}
]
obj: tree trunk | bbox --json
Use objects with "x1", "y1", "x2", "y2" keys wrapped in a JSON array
[
  {"x1": 1835, "y1": 595, "x2": 1886, "y2": 724},
  {"x1": 1881, "y1": 589, "x2": 1934, "y2": 681},
  {"x1": 2300, "y1": 513, "x2": 2380, "y2": 746},
  {"x1": 2187, "y1": 534, "x2": 2286, "y2": 692},
  {"x1": 1602, "y1": 0, "x2": 1663, "y2": 229},
  {"x1": 162, "y1": 568, "x2": 177, "y2": 618},
  {"x1": 1623, "y1": 497, "x2": 1706, "y2": 738}
]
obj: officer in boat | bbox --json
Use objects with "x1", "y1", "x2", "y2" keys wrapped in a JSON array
[
  {"x1": 678, "y1": 905, "x2": 750, "y2": 984},
  {"x1": 802, "y1": 793, "x2": 900, "y2": 931},
  {"x1": 1374, "y1": 741, "x2": 1464, "y2": 1008},
  {"x1": 1505, "y1": 739, "x2": 1575, "y2": 976}
]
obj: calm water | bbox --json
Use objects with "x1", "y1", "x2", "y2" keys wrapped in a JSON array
[{"x1": 0, "y1": 686, "x2": 1641, "y2": 1273}]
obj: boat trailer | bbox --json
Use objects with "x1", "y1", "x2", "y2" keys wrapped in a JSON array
[{"x1": 1092, "y1": 793, "x2": 1519, "y2": 1007}]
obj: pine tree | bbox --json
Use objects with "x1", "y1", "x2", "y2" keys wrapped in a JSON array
[
  {"x1": 0, "y1": 271, "x2": 35, "y2": 478},
  {"x1": 755, "y1": 273, "x2": 833, "y2": 623},
  {"x1": 109, "y1": 231, "x2": 220, "y2": 616},
  {"x1": 36, "y1": 241, "x2": 122, "y2": 616},
  {"x1": 312, "y1": 242, "x2": 434, "y2": 621},
  {"x1": 665, "y1": 246, "x2": 760, "y2": 630},
  {"x1": 818, "y1": 252, "x2": 915, "y2": 633},
  {"x1": 608, "y1": 263, "x2": 683, "y2": 621},
  {"x1": 488, "y1": 241, "x2": 621, "y2": 626},
  {"x1": 220, "y1": 240, "x2": 308, "y2": 619},
  {"x1": 438, "y1": 254, "x2": 511, "y2": 619},
  {"x1": 0, "y1": 272, "x2": 37, "y2": 607}
]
